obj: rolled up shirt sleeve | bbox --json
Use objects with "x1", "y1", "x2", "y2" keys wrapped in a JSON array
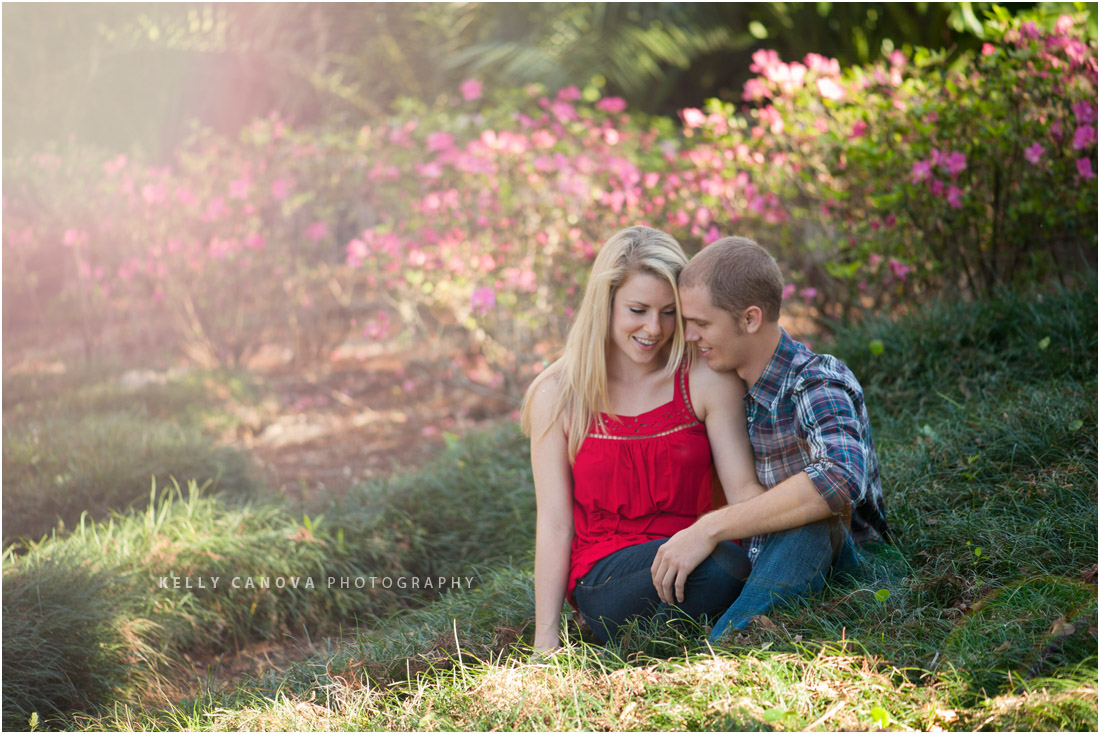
[{"x1": 793, "y1": 379, "x2": 868, "y2": 517}]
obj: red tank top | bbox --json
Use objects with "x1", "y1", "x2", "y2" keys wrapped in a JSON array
[{"x1": 567, "y1": 361, "x2": 712, "y2": 604}]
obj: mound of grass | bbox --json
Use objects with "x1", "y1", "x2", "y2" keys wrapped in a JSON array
[
  {"x1": 2, "y1": 422, "x2": 534, "y2": 730},
  {"x1": 3, "y1": 369, "x2": 260, "y2": 544}
]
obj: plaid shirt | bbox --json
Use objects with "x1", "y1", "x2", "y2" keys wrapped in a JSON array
[{"x1": 743, "y1": 329, "x2": 889, "y2": 563}]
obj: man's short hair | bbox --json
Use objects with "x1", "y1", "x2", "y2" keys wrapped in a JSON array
[{"x1": 680, "y1": 236, "x2": 784, "y2": 322}]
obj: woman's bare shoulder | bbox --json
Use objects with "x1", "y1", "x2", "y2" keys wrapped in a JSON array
[{"x1": 688, "y1": 359, "x2": 745, "y2": 417}]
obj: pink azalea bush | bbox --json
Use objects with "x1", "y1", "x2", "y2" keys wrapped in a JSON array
[
  {"x1": 3, "y1": 12, "x2": 1095, "y2": 384},
  {"x1": 689, "y1": 11, "x2": 1097, "y2": 313}
]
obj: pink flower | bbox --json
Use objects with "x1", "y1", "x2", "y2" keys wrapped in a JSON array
[
  {"x1": 305, "y1": 221, "x2": 329, "y2": 242},
  {"x1": 799, "y1": 287, "x2": 818, "y2": 304},
  {"x1": 63, "y1": 229, "x2": 88, "y2": 247},
  {"x1": 704, "y1": 225, "x2": 721, "y2": 245},
  {"x1": 427, "y1": 131, "x2": 455, "y2": 152},
  {"x1": 816, "y1": 78, "x2": 845, "y2": 101},
  {"x1": 804, "y1": 53, "x2": 839, "y2": 75},
  {"x1": 781, "y1": 283, "x2": 797, "y2": 300},
  {"x1": 888, "y1": 50, "x2": 907, "y2": 68},
  {"x1": 203, "y1": 197, "x2": 230, "y2": 221},
  {"x1": 1073, "y1": 101, "x2": 1097, "y2": 125},
  {"x1": 416, "y1": 162, "x2": 443, "y2": 179},
  {"x1": 741, "y1": 78, "x2": 770, "y2": 101},
  {"x1": 681, "y1": 108, "x2": 707, "y2": 128},
  {"x1": 982, "y1": 43, "x2": 997, "y2": 56},
  {"x1": 1019, "y1": 21, "x2": 1040, "y2": 41},
  {"x1": 1052, "y1": 120, "x2": 1064, "y2": 142},
  {"x1": 346, "y1": 238, "x2": 368, "y2": 267},
  {"x1": 888, "y1": 259, "x2": 911, "y2": 281},
  {"x1": 940, "y1": 151, "x2": 967, "y2": 178},
  {"x1": 1073, "y1": 124, "x2": 1095, "y2": 150},
  {"x1": 141, "y1": 183, "x2": 167, "y2": 206},
  {"x1": 244, "y1": 233, "x2": 266, "y2": 251},
  {"x1": 271, "y1": 179, "x2": 291, "y2": 200},
  {"x1": 1076, "y1": 157, "x2": 1096, "y2": 179},
  {"x1": 596, "y1": 97, "x2": 627, "y2": 113},
  {"x1": 228, "y1": 178, "x2": 250, "y2": 199},
  {"x1": 930, "y1": 179, "x2": 944, "y2": 196},
  {"x1": 557, "y1": 85, "x2": 581, "y2": 101},
  {"x1": 849, "y1": 120, "x2": 868, "y2": 139},
  {"x1": 460, "y1": 79, "x2": 483, "y2": 102},
  {"x1": 946, "y1": 185, "x2": 964, "y2": 209},
  {"x1": 1025, "y1": 143, "x2": 1045, "y2": 165},
  {"x1": 869, "y1": 253, "x2": 883, "y2": 266},
  {"x1": 910, "y1": 160, "x2": 933, "y2": 183},
  {"x1": 1056, "y1": 14, "x2": 1075, "y2": 33},
  {"x1": 885, "y1": 214, "x2": 897, "y2": 228},
  {"x1": 471, "y1": 286, "x2": 496, "y2": 314}
]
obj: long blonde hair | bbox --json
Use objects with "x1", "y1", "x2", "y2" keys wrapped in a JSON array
[{"x1": 520, "y1": 226, "x2": 689, "y2": 462}]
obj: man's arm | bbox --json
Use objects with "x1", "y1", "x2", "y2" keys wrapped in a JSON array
[
  {"x1": 650, "y1": 471, "x2": 831, "y2": 603},
  {"x1": 652, "y1": 376, "x2": 866, "y2": 604}
]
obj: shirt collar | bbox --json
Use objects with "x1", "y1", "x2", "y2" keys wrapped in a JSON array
[{"x1": 747, "y1": 328, "x2": 798, "y2": 411}]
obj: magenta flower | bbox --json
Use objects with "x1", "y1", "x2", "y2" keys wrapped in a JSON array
[
  {"x1": 799, "y1": 287, "x2": 818, "y2": 304},
  {"x1": 941, "y1": 151, "x2": 967, "y2": 178},
  {"x1": 1025, "y1": 143, "x2": 1045, "y2": 165},
  {"x1": 816, "y1": 78, "x2": 845, "y2": 101},
  {"x1": 471, "y1": 286, "x2": 496, "y2": 315},
  {"x1": 426, "y1": 131, "x2": 455, "y2": 152},
  {"x1": 681, "y1": 108, "x2": 706, "y2": 129},
  {"x1": 305, "y1": 221, "x2": 329, "y2": 242},
  {"x1": 946, "y1": 185, "x2": 964, "y2": 209},
  {"x1": 1073, "y1": 101, "x2": 1097, "y2": 125},
  {"x1": 1076, "y1": 157, "x2": 1096, "y2": 179},
  {"x1": 888, "y1": 50, "x2": 907, "y2": 68},
  {"x1": 910, "y1": 160, "x2": 933, "y2": 183},
  {"x1": 981, "y1": 43, "x2": 997, "y2": 56},
  {"x1": 849, "y1": 120, "x2": 868, "y2": 139},
  {"x1": 888, "y1": 259, "x2": 911, "y2": 281},
  {"x1": 596, "y1": 97, "x2": 627, "y2": 113},
  {"x1": 741, "y1": 78, "x2": 769, "y2": 101},
  {"x1": 460, "y1": 79, "x2": 483, "y2": 102},
  {"x1": 1073, "y1": 124, "x2": 1095, "y2": 150},
  {"x1": 930, "y1": 179, "x2": 944, "y2": 196},
  {"x1": 271, "y1": 179, "x2": 291, "y2": 200},
  {"x1": 781, "y1": 283, "x2": 797, "y2": 300},
  {"x1": 557, "y1": 85, "x2": 582, "y2": 102},
  {"x1": 885, "y1": 214, "x2": 897, "y2": 228}
]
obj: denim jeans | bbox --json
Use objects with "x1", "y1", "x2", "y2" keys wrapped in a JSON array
[
  {"x1": 707, "y1": 517, "x2": 861, "y2": 643},
  {"x1": 574, "y1": 538, "x2": 751, "y2": 643}
]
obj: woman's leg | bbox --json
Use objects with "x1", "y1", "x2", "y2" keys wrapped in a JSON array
[{"x1": 575, "y1": 539, "x2": 750, "y2": 642}]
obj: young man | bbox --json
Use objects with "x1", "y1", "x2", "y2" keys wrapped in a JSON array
[{"x1": 651, "y1": 236, "x2": 890, "y2": 641}]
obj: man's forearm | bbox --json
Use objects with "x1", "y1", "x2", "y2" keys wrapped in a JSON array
[{"x1": 697, "y1": 471, "x2": 835, "y2": 543}]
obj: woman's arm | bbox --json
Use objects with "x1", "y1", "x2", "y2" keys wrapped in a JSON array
[
  {"x1": 528, "y1": 377, "x2": 575, "y2": 650},
  {"x1": 691, "y1": 362, "x2": 766, "y2": 504}
]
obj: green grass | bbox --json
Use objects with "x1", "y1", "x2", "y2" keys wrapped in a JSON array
[
  {"x1": 3, "y1": 369, "x2": 260, "y2": 544},
  {"x1": 8, "y1": 283, "x2": 1098, "y2": 731}
]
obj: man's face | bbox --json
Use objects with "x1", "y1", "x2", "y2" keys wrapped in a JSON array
[{"x1": 680, "y1": 285, "x2": 747, "y2": 375}]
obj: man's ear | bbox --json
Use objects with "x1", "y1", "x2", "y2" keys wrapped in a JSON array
[{"x1": 743, "y1": 305, "x2": 764, "y2": 334}]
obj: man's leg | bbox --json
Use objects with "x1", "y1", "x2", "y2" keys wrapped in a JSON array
[{"x1": 707, "y1": 518, "x2": 859, "y2": 642}]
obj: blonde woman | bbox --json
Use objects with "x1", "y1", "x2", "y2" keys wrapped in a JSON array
[{"x1": 521, "y1": 225, "x2": 761, "y2": 649}]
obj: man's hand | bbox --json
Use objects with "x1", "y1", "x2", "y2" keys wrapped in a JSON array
[{"x1": 650, "y1": 524, "x2": 716, "y2": 604}]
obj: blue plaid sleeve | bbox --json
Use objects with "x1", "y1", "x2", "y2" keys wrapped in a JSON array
[{"x1": 793, "y1": 378, "x2": 868, "y2": 517}]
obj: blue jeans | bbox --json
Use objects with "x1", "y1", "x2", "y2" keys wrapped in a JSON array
[
  {"x1": 574, "y1": 538, "x2": 751, "y2": 643},
  {"x1": 707, "y1": 517, "x2": 861, "y2": 643}
]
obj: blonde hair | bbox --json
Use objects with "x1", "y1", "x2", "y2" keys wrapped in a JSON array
[
  {"x1": 679, "y1": 236, "x2": 784, "y2": 322},
  {"x1": 520, "y1": 226, "x2": 689, "y2": 462}
]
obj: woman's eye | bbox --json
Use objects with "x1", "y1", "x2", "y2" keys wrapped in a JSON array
[
  {"x1": 629, "y1": 308, "x2": 645, "y2": 314},
  {"x1": 662, "y1": 310, "x2": 677, "y2": 317}
]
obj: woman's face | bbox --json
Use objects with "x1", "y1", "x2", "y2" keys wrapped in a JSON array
[{"x1": 608, "y1": 272, "x2": 678, "y2": 367}]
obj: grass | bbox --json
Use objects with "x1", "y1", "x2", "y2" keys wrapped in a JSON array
[
  {"x1": 2, "y1": 368, "x2": 260, "y2": 544},
  {"x1": 5, "y1": 282, "x2": 1097, "y2": 731}
]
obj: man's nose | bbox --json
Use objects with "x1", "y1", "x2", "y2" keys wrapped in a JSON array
[{"x1": 684, "y1": 324, "x2": 699, "y2": 341}]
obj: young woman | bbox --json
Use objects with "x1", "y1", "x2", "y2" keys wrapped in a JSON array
[{"x1": 520, "y1": 225, "x2": 761, "y2": 649}]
